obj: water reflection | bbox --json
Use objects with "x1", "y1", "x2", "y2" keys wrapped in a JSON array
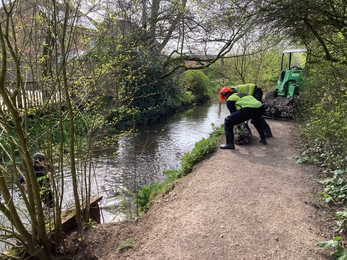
[
  {"x1": 6, "y1": 102, "x2": 228, "y2": 224},
  {"x1": 0, "y1": 102, "x2": 229, "y2": 250},
  {"x1": 92, "y1": 101, "x2": 227, "y2": 222}
]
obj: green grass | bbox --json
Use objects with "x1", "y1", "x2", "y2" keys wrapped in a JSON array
[
  {"x1": 117, "y1": 237, "x2": 137, "y2": 252},
  {"x1": 136, "y1": 124, "x2": 224, "y2": 214}
]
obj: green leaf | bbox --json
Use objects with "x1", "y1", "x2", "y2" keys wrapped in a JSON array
[
  {"x1": 332, "y1": 246, "x2": 347, "y2": 259},
  {"x1": 315, "y1": 239, "x2": 339, "y2": 248},
  {"x1": 334, "y1": 236, "x2": 342, "y2": 241}
]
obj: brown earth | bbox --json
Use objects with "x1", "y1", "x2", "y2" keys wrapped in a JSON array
[{"x1": 71, "y1": 120, "x2": 336, "y2": 260}]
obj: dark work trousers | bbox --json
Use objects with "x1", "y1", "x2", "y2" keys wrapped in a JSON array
[
  {"x1": 253, "y1": 88, "x2": 272, "y2": 137},
  {"x1": 224, "y1": 107, "x2": 266, "y2": 142}
]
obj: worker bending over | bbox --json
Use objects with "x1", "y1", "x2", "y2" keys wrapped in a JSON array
[{"x1": 219, "y1": 87, "x2": 267, "y2": 149}]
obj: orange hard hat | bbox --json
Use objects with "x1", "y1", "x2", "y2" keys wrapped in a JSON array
[{"x1": 219, "y1": 87, "x2": 233, "y2": 101}]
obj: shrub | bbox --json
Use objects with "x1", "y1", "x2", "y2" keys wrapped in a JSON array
[{"x1": 180, "y1": 70, "x2": 211, "y2": 104}]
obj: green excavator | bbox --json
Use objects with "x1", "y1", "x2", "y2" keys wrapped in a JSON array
[{"x1": 263, "y1": 48, "x2": 307, "y2": 119}]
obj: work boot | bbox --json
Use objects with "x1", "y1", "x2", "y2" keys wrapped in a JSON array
[
  {"x1": 254, "y1": 121, "x2": 267, "y2": 145},
  {"x1": 220, "y1": 132, "x2": 235, "y2": 149},
  {"x1": 264, "y1": 131, "x2": 272, "y2": 138},
  {"x1": 259, "y1": 138, "x2": 267, "y2": 145},
  {"x1": 262, "y1": 118, "x2": 273, "y2": 138},
  {"x1": 220, "y1": 143, "x2": 235, "y2": 149}
]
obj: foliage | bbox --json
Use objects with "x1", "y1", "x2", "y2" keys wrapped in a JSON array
[
  {"x1": 294, "y1": 47, "x2": 347, "y2": 257},
  {"x1": 117, "y1": 237, "x2": 137, "y2": 252},
  {"x1": 179, "y1": 70, "x2": 211, "y2": 104},
  {"x1": 316, "y1": 236, "x2": 347, "y2": 260},
  {"x1": 137, "y1": 182, "x2": 161, "y2": 213},
  {"x1": 316, "y1": 236, "x2": 341, "y2": 249},
  {"x1": 180, "y1": 137, "x2": 218, "y2": 176},
  {"x1": 335, "y1": 209, "x2": 347, "y2": 234},
  {"x1": 297, "y1": 89, "x2": 347, "y2": 170},
  {"x1": 0, "y1": 0, "x2": 224, "y2": 256},
  {"x1": 0, "y1": 112, "x2": 111, "y2": 164},
  {"x1": 209, "y1": 123, "x2": 225, "y2": 138},
  {"x1": 0, "y1": 1, "x2": 149, "y2": 258},
  {"x1": 315, "y1": 175, "x2": 347, "y2": 258},
  {"x1": 90, "y1": 27, "x2": 193, "y2": 125},
  {"x1": 136, "y1": 125, "x2": 223, "y2": 214},
  {"x1": 256, "y1": 0, "x2": 347, "y2": 67},
  {"x1": 127, "y1": 53, "x2": 187, "y2": 124},
  {"x1": 214, "y1": 42, "x2": 284, "y2": 92},
  {"x1": 2, "y1": 0, "x2": 347, "y2": 257},
  {"x1": 179, "y1": 124, "x2": 223, "y2": 177},
  {"x1": 333, "y1": 247, "x2": 347, "y2": 260},
  {"x1": 318, "y1": 170, "x2": 347, "y2": 204}
]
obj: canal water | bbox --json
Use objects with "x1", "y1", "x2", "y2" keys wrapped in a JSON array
[
  {"x1": 84, "y1": 101, "x2": 228, "y2": 222},
  {"x1": 0, "y1": 101, "x2": 229, "y2": 252},
  {"x1": 6, "y1": 101, "x2": 228, "y2": 224}
]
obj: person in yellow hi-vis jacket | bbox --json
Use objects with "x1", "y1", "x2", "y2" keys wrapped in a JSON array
[
  {"x1": 19, "y1": 153, "x2": 54, "y2": 208},
  {"x1": 219, "y1": 87, "x2": 267, "y2": 149},
  {"x1": 226, "y1": 84, "x2": 272, "y2": 138}
]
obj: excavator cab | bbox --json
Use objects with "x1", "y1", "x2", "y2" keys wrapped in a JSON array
[{"x1": 276, "y1": 49, "x2": 307, "y2": 98}]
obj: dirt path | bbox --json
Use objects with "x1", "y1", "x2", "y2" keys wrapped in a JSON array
[{"x1": 74, "y1": 120, "x2": 335, "y2": 260}]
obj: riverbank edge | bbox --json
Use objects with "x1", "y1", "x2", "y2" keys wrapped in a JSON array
[{"x1": 136, "y1": 124, "x2": 224, "y2": 215}]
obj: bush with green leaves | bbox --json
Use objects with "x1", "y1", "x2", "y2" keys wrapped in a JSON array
[
  {"x1": 178, "y1": 124, "x2": 223, "y2": 177},
  {"x1": 298, "y1": 94, "x2": 347, "y2": 170},
  {"x1": 137, "y1": 182, "x2": 161, "y2": 213},
  {"x1": 296, "y1": 59, "x2": 347, "y2": 170},
  {"x1": 180, "y1": 70, "x2": 211, "y2": 104},
  {"x1": 319, "y1": 170, "x2": 347, "y2": 204},
  {"x1": 315, "y1": 236, "x2": 347, "y2": 259},
  {"x1": 297, "y1": 59, "x2": 347, "y2": 258},
  {"x1": 180, "y1": 137, "x2": 218, "y2": 176}
]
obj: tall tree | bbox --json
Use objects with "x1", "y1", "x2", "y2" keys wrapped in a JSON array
[
  {"x1": 0, "y1": 0, "x2": 123, "y2": 258},
  {"x1": 100, "y1": 0, "x2": 266, "y2": 74},
  {"x1": 256, "y1": 0, "x2": 347, "y2": 65}
]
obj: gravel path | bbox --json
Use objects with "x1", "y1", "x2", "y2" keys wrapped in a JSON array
[{"x1": 75, "y1": 120, "x2": 335, "y2": 260}]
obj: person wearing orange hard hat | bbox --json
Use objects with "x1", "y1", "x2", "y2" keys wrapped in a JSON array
[
  {"x1": 222, "y1": 84, "x2": 272, "y2": 138},
  {"x1": 219, "y1": 87, "x2": 234, "y2": 102},
  {"x1": 219, "y1": 87, "x2": 267, "y2": 149}
]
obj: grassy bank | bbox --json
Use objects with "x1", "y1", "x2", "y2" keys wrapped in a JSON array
[{"x1": 136, "y1": 124, "x2": 224, "y2": 214}]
